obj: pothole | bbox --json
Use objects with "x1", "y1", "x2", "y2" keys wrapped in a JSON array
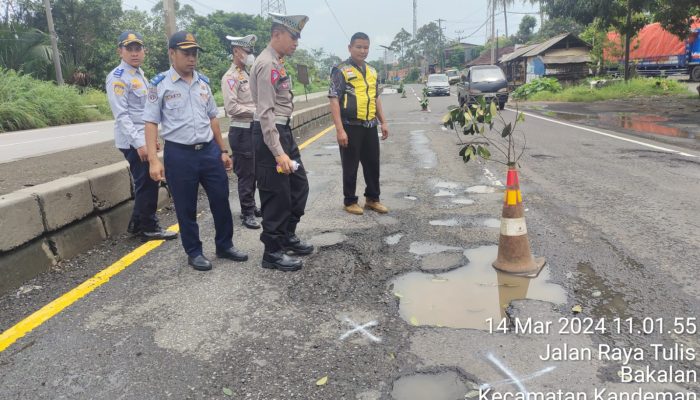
[
  {"x1": 309, "y1": 232, "x2": 347, "y2": 248},
  {"x1": 429, "y1": 219, "x2": 459, "y2": 226},
  {"x1": 408, "y1": 242, "x2": 462, "y2": 256},
  {"x1": 384, "y1": 233, "x2": 404, "y2": 245},
  {"x1": 434, "y1": 189, "x2": 456, "y2": 197},
  {"x1": 451, "y1": 198, "x2": 475, "y2": 205},
  {"x1": 410, "y1": 130, "x2": 438, "y2": 169},
  {"x1": 392, "y1": 245, "x2": 566, "y2": 329},
  {"x1": 465, "y1": 185, "x2": 496, "y2": 194},
  {"x1": 391, "y1": 371, "x2": 472, "y2": 400},
  {"x1": 404, "y1": 195, "x2": 418, "y2": 201},
  {"x1": 435, "y1": 181, "x2": 460, "y2": 190}
]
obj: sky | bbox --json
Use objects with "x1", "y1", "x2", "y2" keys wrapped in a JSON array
[{"x1": 122, "y1": 0, "x2": 541, "y2": 60}]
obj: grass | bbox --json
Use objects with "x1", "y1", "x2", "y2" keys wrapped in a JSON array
[
  {"x1": 525, "y1": 78, "x2": 690, "y2": 102},
  {"x1": 0, "y1": 69, "x2": 112, "y2": 133}
]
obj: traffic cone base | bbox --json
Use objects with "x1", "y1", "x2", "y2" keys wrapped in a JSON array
[{"x1": 492, "y1": 167, "x2": 546, "y2": 277}]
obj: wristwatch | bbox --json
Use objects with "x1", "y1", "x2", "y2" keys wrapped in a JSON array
[{"x1": 221, "y1": 149, "x2": 229, "y2": 154}]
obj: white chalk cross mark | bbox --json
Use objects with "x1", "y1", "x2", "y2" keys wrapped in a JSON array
[{"x1": 339, "y1": 318, "x2": 381, "y2": 343}]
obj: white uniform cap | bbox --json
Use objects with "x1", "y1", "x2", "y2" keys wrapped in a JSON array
[
  {"x1": 225, "y1": 34, "x2": 257, "y2": 49},
  {"x1": 269, "y1": 12, "x2": 309, "y2": 38}
]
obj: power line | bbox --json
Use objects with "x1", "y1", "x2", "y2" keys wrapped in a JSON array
[{"x1": 323, "y1": 0, "x2": 348, "y2": 40}]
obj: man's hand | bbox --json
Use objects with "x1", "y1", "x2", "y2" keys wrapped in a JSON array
[
  {"x1": 222, "y1": 153, "x2": 232, "y2": 171},
  {"x1": 274, "y1": 153, "x2": 295, "y2": 175},
  {"x1": 137, "y1": 145, "x2": 148, "y2": 162},
  {"x1": 336, "y1": 128, "x2": 349, "y2": 148},
  {"x1": 149, "y1": 158, "x2": 165, "y2": 181},
  {"x1": 380, "y1": 123, "x2": 389, "y2": 140}
]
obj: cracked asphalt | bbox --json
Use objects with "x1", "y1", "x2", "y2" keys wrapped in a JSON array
[{"x1": 1, "y1": 85, "x2": 698, "y2": 399}]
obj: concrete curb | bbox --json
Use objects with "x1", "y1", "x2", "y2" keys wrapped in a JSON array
[{"x1": 0, "y1": 102, "x2": 331, "y2": 296}]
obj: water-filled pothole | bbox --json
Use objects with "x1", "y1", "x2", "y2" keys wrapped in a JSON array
[
  {"x1": 465, "y1": 185, "x2": 497, "y2": 194},
  {"x1": 385, "y1": 233, "x2": 404, "y2": 245},
  {"x1": 393, "y1": 245, "x2": 566, "y2": 330},
  {"x1": 434, "y1": 189, "x2": 456, "y2": 197},
  {"x1": 391, "y1": 371, "x2": 472, "y2": 400},
  {"x1": 408, "y1": 242, "x2": 462, "y2": 256},
  {"x1": 451, "y1": 198, "x2": 475, "y2": 205}
]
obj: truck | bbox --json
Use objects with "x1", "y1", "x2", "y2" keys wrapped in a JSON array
[{"x1": 605, "y1": 22, "x2": 700, "y2": 81}]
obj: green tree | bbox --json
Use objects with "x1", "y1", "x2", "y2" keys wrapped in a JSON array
[
  {"x1": 0, "y1": 26, "x2": 53, "y2": 79},
  {"x1": 515, "y1": 15, "x2": 537, "y2": 43},
  {"x1": 411, "y1": 22, "x2": 442, "y2": 67},
  {"x1": 653, "y1": 0, "x2": 700, "y2": 38},
  {"x1": 390, "y1": 28, "x2": 412, "y2": 64}
]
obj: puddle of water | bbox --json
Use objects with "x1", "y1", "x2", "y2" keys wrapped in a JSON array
[
  {"x1": 451, "y1": 198, "x2": 475, "y2": 205},
  {"x1": 391, "y1": 371, "x2": 469, "y2": 400},
  {"x1": 404, "y1": 195, "x2": 418, "y2": 201},
  {"x1": 434, "y1": 189, "x2": 456, "y2": 197},
  {"x1": 482, "y1": 218, "x2": 501, "y2": 228},
  {"x1": 429, "y1": 219, "x2": 460, "y2": 226},
  {"x1": 393, "y1": 245, "x2": 566, "y2": 330},
  {"x1": 465, "y1": 185, "x2": 496, "y2": 194},
  {"x1": 547, "y1": 111, "x2": 693, "y2": 139},
  {"x1": 410, "y1": 131, "x2": 438, "y2": 169},
  {"x1": 309, "y1": 232, "x2": 347, "y2": 247},
  {"x1": 409, "y1": 242, "x2": 462, "y2": 256},
  {"x1": 385, "y1": 233, "x2": 404, "y2": 245},
  {"x1": 435, "y1": 181, "x2": 460, "y2": 190},
  {"x1": 576, "y1": 262, "x2": 630, "y2": 319}
]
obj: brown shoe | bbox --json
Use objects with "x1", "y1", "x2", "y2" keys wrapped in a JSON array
[
  {"x1": 364, "y1": 198, "x2": 388, "y2": 213},
  {"x1": 344, "y1": 203, "x2": 364, "y2": 215}
]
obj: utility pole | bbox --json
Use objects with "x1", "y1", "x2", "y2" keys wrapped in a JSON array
[
  {"x1": 42, "y1": 0, "x2": 63, "y2": 85},
  {"x1": 455, "y1": 29, "x2": 464, "y2": 43},
  {"x1": 163, "y1": 0, "x2": 176, "y2": 38},
  {"x1": 437, "y1": 18, "x2": 445, "y2": 72},
  {"x1": 623, "y1": 0, "x2": 632, "y2": 82},
  {"x1": 261, "y1": 0, "x2": 286, "y2": 16},
  {"x1": 490, "y1": 0, "x2": 496, "y2": 64},
  {"x1": 412, "y1": 0, "x2": 417, "y2": 38}
]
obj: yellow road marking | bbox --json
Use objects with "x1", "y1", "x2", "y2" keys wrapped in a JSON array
[
  {"x1": 299, "y1": 125, "x2": 334, "y2": 150},
  {"x1": 0, "y1": 124, "x2": 334, "y2": 353}
]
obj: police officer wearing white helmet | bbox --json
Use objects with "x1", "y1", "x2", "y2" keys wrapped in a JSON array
[{"x1": 221, "y1": 34, "x2": 262, "y2": 230}]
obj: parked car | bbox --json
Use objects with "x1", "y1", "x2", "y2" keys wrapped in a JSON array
[
  {"x1": 457, "y1": 65, "x2": 509, "y2": 110},
  {"x1": 425, "y1": 74, "x2": 451, "y2": 96},
  {"x1": 445, "y1": 68, "x2": 461, "y2": 85}
]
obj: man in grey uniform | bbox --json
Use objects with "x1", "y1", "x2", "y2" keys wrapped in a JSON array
[
  {"x1": 221, "y1": 34, "x2": 261, "y2": 230},
  {"x1": 250, "y1": 13, "x2": 313, "y2": 272},
  {"x1": 106, "y1": 31, "x2": 177, "y2": 241},
  {"x1": 144, "y1": 31, "x2": 248, "y2": 271}
]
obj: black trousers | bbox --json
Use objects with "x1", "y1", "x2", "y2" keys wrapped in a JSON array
[
  {"x1": 228, "y1": 125, "x2": 257, "y2": 216},
  {"x1": 120, "y1": 147, "x2": 159, "y2": 232},
  {"x1": 339, "y1": 124, "x2": 380, "y2": 206},
  {"x1": 253, "y1": 121, "x2": 309, "y2": 253}
]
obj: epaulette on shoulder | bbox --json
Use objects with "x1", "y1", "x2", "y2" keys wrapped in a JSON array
[
  {"x1": 113, "y1": 68, "x2": 124, "y2": 78},
  {"x1": 197, "y1": 72, "x2": 210, "y2": 84},
  {"x1": 150, "y1": 72, "x2": 166, "y2": 86}
]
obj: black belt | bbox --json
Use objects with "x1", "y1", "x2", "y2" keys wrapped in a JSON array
[{"x1": 165, "y1": 140, "x2": 212, "y2": 151}]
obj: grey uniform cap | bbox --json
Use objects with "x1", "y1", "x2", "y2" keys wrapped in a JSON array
[{"x1": 269, "y1": 12, "x2": 309, "y2": 38}]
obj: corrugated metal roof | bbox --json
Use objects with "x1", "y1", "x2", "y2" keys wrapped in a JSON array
[{"x1": 500, "y1": 33, "x2": 590, "y2": 63}]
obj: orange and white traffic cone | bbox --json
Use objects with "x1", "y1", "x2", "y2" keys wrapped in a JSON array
[{"x1": 492, "y1": 166, "x2": 546, "y2": 277}]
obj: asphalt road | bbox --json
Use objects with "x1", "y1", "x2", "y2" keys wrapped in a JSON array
[{"x1": 1, "y1": 85, "x2": 698, "y2": 399}]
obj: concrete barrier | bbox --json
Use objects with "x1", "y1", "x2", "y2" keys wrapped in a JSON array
[{"x1": 0, "y1": 101, "x2": 330, "y2": 296}]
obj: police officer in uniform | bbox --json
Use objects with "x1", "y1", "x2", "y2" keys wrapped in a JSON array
[
  {"x1": 250, "y1": 13, "x2": 313, "y2": 272},
  {"x1": 106, "y1": 31, "x2": 177, "y2": 241},
  {"x1": 329, "y1": 32, "x2": 389, "y2": 215},
  {"x1": 143, "y1": 31, "x2": 248, "y2": 271},
  {"x1": 221, "y1": 34, "x2": 262, "y2": 230}
]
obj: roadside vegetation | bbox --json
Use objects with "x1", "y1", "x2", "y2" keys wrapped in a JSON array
[
  {"x1": 512, "y1": 77, "x2": 689, "y2": 102},
  {"x1": 0, "y1": 69, "x2": 111, "y2": 133}
]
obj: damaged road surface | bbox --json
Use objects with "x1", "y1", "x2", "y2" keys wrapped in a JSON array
[{"x1": 1, "y1": 85, "x2": 698, "y2": 399}]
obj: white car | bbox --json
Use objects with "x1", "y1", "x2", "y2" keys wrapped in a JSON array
[{"x1": 425, "y1": 74, "x2": 451, "y2": 96}]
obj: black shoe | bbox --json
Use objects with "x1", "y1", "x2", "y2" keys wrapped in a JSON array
[
  {"x1": 141, "y1": 228, "x2": 178, "y2": 241},
  {"x1": 283, "y1": 234, "x2": 314, "y2": 255},
  {"x1": 241, "y1": 215, "x2": 261, "y2": 229},
  {"x1": 254, "y1": 207, "x2": 262, "y2": 218},
  {"x1": 127, "y1": 220, "x2": 141, "y2": 235},
  {"x1": 261, "y1": 251, "x2": 302, "y2": 271},
  {"x1": 188, "y1": 254, "x2": 212, "y2": 271},
  {"x1": 216, "y1": 246, "x2": 249, "y2": 262}
]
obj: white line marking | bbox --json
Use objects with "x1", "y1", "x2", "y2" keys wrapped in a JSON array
[
  {"x1": 0, "y1": 131, "x2": 100, "y2": 147},
  {"x1": 339, "y1": 318, "x2": 381, "y2": 342},
  {"x1": 509, "y1": 108, "x2": 698, "y2": 158},
  {"x1": 480, "y1": 364, "x2": 556, "y2": 391}
]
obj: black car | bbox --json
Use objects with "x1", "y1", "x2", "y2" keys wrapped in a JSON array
[{"x1": 457, "y1": 65, "x2": 509, "y2": 110}]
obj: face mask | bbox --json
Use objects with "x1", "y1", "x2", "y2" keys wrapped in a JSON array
[{"x1": 245, "y1": 54, "x2": 255, "y2": 67}]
